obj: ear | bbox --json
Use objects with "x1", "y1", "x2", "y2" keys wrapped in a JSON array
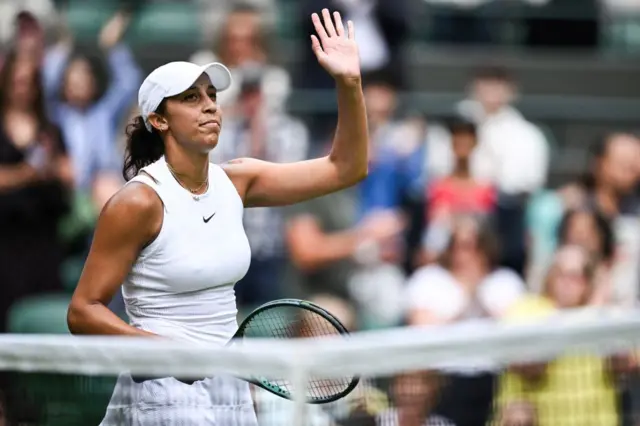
[{"x1": 147, "y1": 112, "x2": 168, "y2": 132}]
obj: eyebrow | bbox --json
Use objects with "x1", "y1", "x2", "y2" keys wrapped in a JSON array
[{"x1": 185, "y1": 84, "x2": 217, "y2": 92}]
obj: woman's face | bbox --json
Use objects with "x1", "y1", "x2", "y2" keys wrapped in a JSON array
[
  {"x1": 158, "y1": 74, "x2": 222, "y2": 153},
  {"x1": 223, "y1": 12, "x2": 261, "y2": 66},
  {"x1": 450, "y1": 219, "x2": 483, "y2": 268},
  {"x1": 451, "y1": 130, "x2": 476, "y2": 161},
  {"x1": 548, "y1": 247, "x2": 590, "y2": 309},
  {"x1": 393, "y1": 372, "x2": 439, "y2": 420},
  {"x1": 8, "y1": 58, "x2": 38, "y2": 107},
  {"x1": 563, "y1": 212, "x2": 602, "y2": 256},
  {"x1": 64, "y1": 58, "x2": 96, "y2": 108}
]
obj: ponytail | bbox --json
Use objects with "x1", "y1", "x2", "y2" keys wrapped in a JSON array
[{"x1": 122, "y1": 114, "x2": 165, "y2": 181}]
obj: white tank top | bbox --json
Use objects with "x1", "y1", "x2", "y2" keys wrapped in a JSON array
[{"x1": 122, "y1": 156, "x2": 251, "y2": 345}]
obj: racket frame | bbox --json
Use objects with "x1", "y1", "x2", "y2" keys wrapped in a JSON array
[{"x1": 233, "y1": 298, "x2": 361, "y2": 404}]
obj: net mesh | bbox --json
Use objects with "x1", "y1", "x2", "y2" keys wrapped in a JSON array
[{"x1": 1, "y1": 308, "x2": 639, "y2": 426}]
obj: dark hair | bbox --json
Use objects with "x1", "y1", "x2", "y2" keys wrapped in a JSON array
[
  {"x1": 0, "y1": 49, "x2": 48, "y2": 125},
  {"x1": 557, "y1": 207, "x2": 615, "y2": 262},
  {"x1": 581, "y1": 132, "x2": 640, "y2": 191},
  {"x1": 439, "y1": 215, "x2": 501, "y2": 271},
  {"x1": 446, "y1": 115, "x2": 477, "y2": 137},
  {"x1": 61, "y1": 47, "x2": 109, "y2": 105},
  {"x1": 473, "y1": 66, "x2": 514, "y2": 84},
  {"x1": 122, "y1": 102, "x2": 166, "y2": 181},
  {"x1": 362, "y1": 68, "x2": 397, "y2": 91}
]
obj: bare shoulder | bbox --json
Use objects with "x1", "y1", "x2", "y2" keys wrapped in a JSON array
[
  {"x1": 219, "y1": 157, "x2": 268, "y2": 201},
  {"x1": 97, "y1": 182, "x2": 163, "y2": 244}
]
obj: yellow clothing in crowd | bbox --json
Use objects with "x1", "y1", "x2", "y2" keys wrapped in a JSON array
[{"x1": 493, "y1": 296, "x2": 619, "y2": 426}]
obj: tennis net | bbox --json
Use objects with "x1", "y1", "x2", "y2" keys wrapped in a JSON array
[{"x1": 1, "y1": 307, "x2": 640, "y2": 426}]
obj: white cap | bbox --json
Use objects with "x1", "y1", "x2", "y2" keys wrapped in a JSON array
[{"x1": 138, "y1": 61, "x2": 232, "y2": 132}]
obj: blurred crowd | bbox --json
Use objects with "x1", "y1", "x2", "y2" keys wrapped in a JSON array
[{"x1": 0, "y1": 0, "x2": 640, "y2": 426}]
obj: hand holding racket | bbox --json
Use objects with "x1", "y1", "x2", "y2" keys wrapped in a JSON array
[{"x1": 132, "y1": 299, "x2": 359, "y2": 404}]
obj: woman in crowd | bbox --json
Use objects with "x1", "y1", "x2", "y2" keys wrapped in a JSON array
[
  {"x1": 494, "y1": 244, "x2": 624, "y2": 426},
  {"x1": 0, "y1": 50, "x2": 72, "y2": 331},
  {"x1": 557, "y1": 207, "x2": 616, "y2": 305},
  {"x1": 404, "y1": 215, "x2": 525, "y2": 426},
  {"x1": 417, "y1": 118, "x2": 495, "y2": 267},
  {"x1": 42, "y1": 10, "x2": 140, "y2": 208}
]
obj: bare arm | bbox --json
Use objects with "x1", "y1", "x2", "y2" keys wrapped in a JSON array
[
  {"x1": 222, "y1": 10, "x2": 368, "y2": 208},
  {"x1": 285, "y1": 215, "x2": 361, "y2": 271},
  {"x1": 0, "y1": 164, "x2": 38, "y2": 192},
  {"x1": 67, "y1": 183, "x2": 162, "y2": 337}
]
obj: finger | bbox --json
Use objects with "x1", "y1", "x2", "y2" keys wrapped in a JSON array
[
  {"x1": 311, "y1": 13, "x2": 329, "y2": 42},
  {"x1": 310, "y1": 35, "x2": 326, "y2": 61},
  {"x1": 322, "y1": 8, "x2": 337, "y2": 37},
  {"x1": 347, "y1": 20, "x2": 355, "y2": 40},
  {"x1": 310, "y1": 35, "x2": 323, "y2": 55},
  {"x1": 333, "y1": 11, "x2": 345, "y2": 37}
]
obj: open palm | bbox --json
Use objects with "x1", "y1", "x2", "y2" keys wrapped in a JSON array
[{"x1": 311, "y1": 9, "x2": 361, "y2": 82}]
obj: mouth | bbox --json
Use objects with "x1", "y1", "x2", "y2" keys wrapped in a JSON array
[{"x1": 200, "y1": 119, "x2": 220, "y2": 129}]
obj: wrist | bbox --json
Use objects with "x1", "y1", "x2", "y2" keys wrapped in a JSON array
[{"x1": 336, "y1": 76, "x2": 362, "y2": 89}]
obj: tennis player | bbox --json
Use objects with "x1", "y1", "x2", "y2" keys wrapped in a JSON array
[{"x1": 67, "y1": 9, "x2": 367, "y2": 426}]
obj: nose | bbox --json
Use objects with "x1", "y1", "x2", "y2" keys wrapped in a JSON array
[{"x1": 201, "y1": 91, "x2": 217, "y2": 114}]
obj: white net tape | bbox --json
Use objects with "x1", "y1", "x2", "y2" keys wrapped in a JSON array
[{"x1": 0, "y1": 308, "x2": 638, "y2": 379}]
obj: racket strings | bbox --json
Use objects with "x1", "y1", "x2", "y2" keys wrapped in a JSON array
[{"x1": 242, "y1": 306, "x2": 355, "y2": 401}]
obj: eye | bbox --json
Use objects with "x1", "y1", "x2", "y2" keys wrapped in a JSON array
[
  {"x1": 183, "y1": 93, "x2": 198, "y2": 102},
  {"x1": 208, "y1": 92, "x2": 217, "y2": 102}
]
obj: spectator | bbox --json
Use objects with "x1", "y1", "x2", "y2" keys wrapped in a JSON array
[
  {"x1": 404, "y1": 215, "x2": 526, "y2": 426},
  {"x1": 0, "y1": 49, "x2": 72, "y2": 332},
  {"x1": 494, "y1": 245, "x2": 622, "y2": 426},
  {"x1": 210, "y1": 65, "x2": 309, "y2": 308},
  {"x1": 359, "y1": 73, "x2": 423, "y2": 216},
  {"x1": 285, "y1": 168, "x2": 405, "y2": 327},
  {"x1": 190, "y1": 3, "x2": 290, "y2": 115},
  {"x1": 0, "y1": 0, "x2": 56, "y2": 57},
  {"x1": 453, "y1": 67, "x2": 549, "y2": 196},
  {"x1": 378, "y1": 371, "x2": 455, "y2": 426},
  {"x1": 556, "y1": 208, "x2": 616, "y2": 305},
  {"x1": 0, "y1": 10, "x2": 47, "y2": 71},
  {"x1": 528, "y1": 133, "x2": 640, "y2": 303},
  {"x1": 417, "y1": 117, "x2": 496, "y2": 266},
  {"x1": 42, "y1": 10, "x2": 141, "y2": 211}
]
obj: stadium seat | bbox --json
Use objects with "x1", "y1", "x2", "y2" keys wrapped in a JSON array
[
  {"x1": 7, "y1": 294, "x2": 116, "y2": 425},
  {"x1": 64, "y1": 0, "x2": 199, "y2": 46},
  {"x1": 7, "y1": 294, "x2": 71, "y2": 334}
]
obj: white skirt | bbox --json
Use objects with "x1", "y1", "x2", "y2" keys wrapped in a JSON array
[{"x1": 99, "y1": 374, "x2": 258, "y2": 426}]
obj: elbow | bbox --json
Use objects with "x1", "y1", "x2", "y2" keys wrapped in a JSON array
[
  {"x1": 354, "y1": 164, "x2": 369, "y2": 184},
  {"x1": 289, "y1": 249, "x2": 322, "y2": 273},
  {"x1": 67, "y1": 300, "x2": 91, "y2": 335},
  {"x1": 339, "y1": 163, "x2": 368, "y2": 189}
]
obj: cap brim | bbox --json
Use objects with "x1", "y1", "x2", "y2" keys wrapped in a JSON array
[
  {"x1": 201, "y1": 63, "x2": 232, "y2": 92},
  {"x1": 163, "y1": 62, "x2": 232, "y2": 99}
]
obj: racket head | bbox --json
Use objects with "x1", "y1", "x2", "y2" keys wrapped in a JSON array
[{"x1": 234, "y1": 298, "x2": 360, "y2": 404}]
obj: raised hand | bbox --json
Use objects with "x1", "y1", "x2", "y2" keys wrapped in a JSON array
[
  {"x1": 310, "y1": 9, "x2": 361, "y2": 83},
  {"x1": 99, "y1": 10, "x2": 131, "y2": 50}
]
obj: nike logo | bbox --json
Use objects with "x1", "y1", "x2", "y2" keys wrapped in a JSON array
[{"x1": 203, "y1": 213, "x2": 216, "y2": 223}]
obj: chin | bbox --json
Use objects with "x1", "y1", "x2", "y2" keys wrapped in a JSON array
[{"x1": 197, "y1": 136, "x2": 219, "y2": 153}]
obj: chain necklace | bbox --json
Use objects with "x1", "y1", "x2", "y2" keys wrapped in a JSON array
[{"x1": 166, "y1": 162, "x2": 209, "y2": 200}]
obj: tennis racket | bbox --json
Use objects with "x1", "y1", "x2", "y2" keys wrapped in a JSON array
[
  {"x1": 232, "y1": 298, "x2": 360, "y2": 404},
  {"x1": 132, "y1": 298, "x2": 359, "y2": 404}
]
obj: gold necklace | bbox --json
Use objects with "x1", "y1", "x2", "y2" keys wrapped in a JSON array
[{"x1": 166, "y1": 163, "x2": 209, "y2": 199}]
